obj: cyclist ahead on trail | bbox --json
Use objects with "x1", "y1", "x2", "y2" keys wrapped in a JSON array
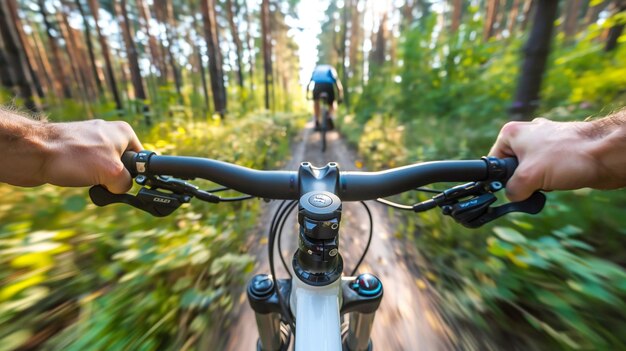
[{"x1": 307, "y1": 64, "x2": 344, "y2": 131}]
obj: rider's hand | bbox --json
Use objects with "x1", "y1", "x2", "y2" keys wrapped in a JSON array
[
  {"x1": 43, "y1": 120, "x2": 143, "y2": 194},
  {"x1": 489, "y1": 115, "x2": 626, "y2": 202},
  {"x1": 1, "y1": 110, "x2": 142, "y2": 194}
]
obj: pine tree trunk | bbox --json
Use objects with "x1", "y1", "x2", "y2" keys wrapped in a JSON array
[
  {"x1": 349, "y1": 0, "x2": 362, "y2": 90},
  {"x1": 451, "y1": 0, "x2": 463, "y2": 33},
  {"x1": 341, "y1": 0, "x2": 350, "y2": 107},
  {"x1": 136, "y1": 0, "x2": 166, "y2": 83},
  {"x1": 0, "y1": 36, "x2": 15, "y2": 88},
  {"x1": 507, "y1": 0, "x2": 521, "y2": 36},
  {"x1": 0, "y1": 1, "x2": 36, "y2": 110},
  {"x1": 484, "y1": 0, "x2": 500, "y2": 40},
  {"x1": 585, "y1": 0, "x2": 609, "y2": 25},
  {"x1": 116, "y1": 0, "x2": 147, "y2": 102},
  {"x1": 243, "y1": 0, "x2": 255, "y2": 91},
  {"x1": 74, "y1": 0, "x2": 102, "y2": 95},
  {"x1": 372, "y1": 13, "x2": 387, "y2": 67},
  {"x1": 261, "y1": 0, "x2": 272, "y2": 110},
  {"x1": 57, "y1": 6, "x2": 94, "y2": 101},
  {"x1": 510, "y1": 0, "x2": 559, "y2": 121},
  {"x1": 87, "y1": 0, "x2": 122, "y2": 110},
  {"x1": 201, "y1": 0, "x2": 227, "y2": 117},
  {"x1": 564, "y1": 0, "x2": 583, "y2": 41},
  {"x1": 39, "y1": 0, "x2": 72, "y2": 99},
  {"x1": 6, "y1": 0, "x2": 44, "y2": 99},
  {"x1": 155, "y1": 0, "x2": 183, "y2": 98},
  {"x1": 226, "y1": 0, "x2": 244, "y2": 89},
  {"x1": 605, "y1": 1, "x2": 626, "y2": 51},
  {"x1": 190, "y1": 2, "x2": 210, "y2": 112},
  {"x1": 28, "y1": 19, "x2": 55, "y2": 96},
  {"x1": 520, "y1": 0, "x2": 535, "y2": 32}
]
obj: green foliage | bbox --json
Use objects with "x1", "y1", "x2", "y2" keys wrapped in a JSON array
[{"x1": 0, "y1": 112, "x2": 304, "y2": 350}]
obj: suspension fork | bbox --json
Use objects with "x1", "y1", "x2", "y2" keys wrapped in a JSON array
[
  {"x1": 247, "y1": 274, "x2": 292, "y2": 351},
  {"x1": 341, "y1": 274, "x2": 384, "y2": 351}
]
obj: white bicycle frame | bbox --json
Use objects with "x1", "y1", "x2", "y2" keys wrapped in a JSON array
[{"x1": 290, "y1": 276, "x2": 343, "y2": 351}]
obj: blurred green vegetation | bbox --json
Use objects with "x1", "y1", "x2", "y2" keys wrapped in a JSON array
[
  {"x1": 339, "y1": 5, "x2": 626, "y2": 351},
  {"x1": 0, "y1": 107, "x2": 305, "y2": 350}
]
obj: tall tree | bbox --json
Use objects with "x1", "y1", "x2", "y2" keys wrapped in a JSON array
[
  {"x1": 451, "y1": 0, "x2": 463, "y2": 33},
  {"x1": 348, "y1": 0, "x2": 363, "y2": 89},
  {"x1": 584, "y1": 0, "x2": 610, "y2": 25},
  {"x1": 136, "y1": 0, "x2": 166, "y2": 83},
  {"x1": 189, "y1": 4, "x2": 210, "y2": 113},
  {"x1": 57, "y1": 3, "x2": 94, "y2": 101},
  {"x1": 260, "y1": 0, "x2": 272, "y2": 110},
  {"x1": 520, "y1": 0, "x2": 535, "y2": 31},
  {"x1": 242, "y1": 0, "x2": 255, "y2": 91},
  {"x1": 116, "y1": 0, "x2": 147, "y2": 104},
  {"x1": 201, "y1": 0, "x2": 227, "y2": 116},
  {"x1": 371, "y1": 13, "x2": 388, "y2": 67},
  {"x1": 484, "y1": 0, "x2": 500, "y2": 40},
  {"x1": 87, "y1": 0, "x2": 122, "y2": 110},
  {"x1": 154, "y1": 0, "x2": 183, "y2": 96},
  {"x1": 6, "y1": 0, "x2": 44, "y2": 99},
  {"x1": 341, "y1": 0, "x2": 350, "y2": 107},
  {"x1": 225, "y1": 0, "x2": 244, "y2": 88},
  {"x1": 0, "y1": 1, "x2": 36, "y2": 110},
  {"x1": 563, "y1": 0, "x2": 583, "y2": 41},
  {"x1": 27, "y1": 17, "x2": 57, "y2": 97},
  {"x1": 39, "y1": 0, "x2": 72, "y2": 99},
  {"x1": 74, "y1": 0, "x2": 103, "y2": 95},
  {"x1": 510, "y1": 0, "x2": 559, "y2": 121},
  {"x1": 506, "y1": 0, "x2": 521, "y2": 36},
  {"x1": 605, "y1": 1, "x2": 626, "y2": 51},
  {"x1": 0, "y1": 21, "x2": 16, "y2": 89}
]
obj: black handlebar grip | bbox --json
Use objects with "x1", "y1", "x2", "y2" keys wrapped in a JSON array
[
  {"x1": 501, "y1": 157, "x2": 518, "y2": 184},
  {"x1": 122, "y1": 151, "x2": 138, "y2": 177}
]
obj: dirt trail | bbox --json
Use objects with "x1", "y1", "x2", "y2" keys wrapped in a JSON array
[{"x1": 224, "y1": 123, "x2": 456, "y2": 350}]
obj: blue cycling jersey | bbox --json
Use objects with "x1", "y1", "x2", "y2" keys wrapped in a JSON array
[{"x1": 310, "y1": 65, "x2": 338, "y2": 84}]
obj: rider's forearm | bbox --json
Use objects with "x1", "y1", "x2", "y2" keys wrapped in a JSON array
[
  {"x1": 584, "y1": 109, "x2": 626, "y2": 189},
  {"x1": 0, "y1": 108, "x2": 51, "y2": 186}
]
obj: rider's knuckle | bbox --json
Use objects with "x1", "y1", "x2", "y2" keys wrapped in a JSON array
[
  {"x1": 102, "y1": 160, "x2": 125, "y2": 180},
  {"x1": 500, "y1": 121, "x2": 521, "y2": 137}
]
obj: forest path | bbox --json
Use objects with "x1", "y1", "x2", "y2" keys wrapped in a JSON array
[{"x1": 223, "y1": 122, "x2": 455, "y2": 350}]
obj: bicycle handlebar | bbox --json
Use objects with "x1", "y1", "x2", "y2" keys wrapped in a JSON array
[{"x1": 121, "y1": 151, "x2": 517, "y2": 202}]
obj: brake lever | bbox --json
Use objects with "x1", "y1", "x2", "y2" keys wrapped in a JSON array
[
  {"x1": 89, "y1": 185, "x2": 191, "y2": 217},
  {"x1": 445, "y1": 191, "x2": 546, "y2": 228}
]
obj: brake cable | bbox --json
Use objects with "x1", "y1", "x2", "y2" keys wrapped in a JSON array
[
  {"x1": 268, "y1": 200, "x2": 297, "y2": 331},
  {"x1": 350, "y1": 201, "x2": 373, "y2": 276},
  {"x1": 276, "y1": 201, "x2": 298, "y2": 278}
]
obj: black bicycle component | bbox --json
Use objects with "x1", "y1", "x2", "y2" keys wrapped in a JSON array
[
  {"x1": 247, "y1": 275, "x2": 292, "y2": 351},
  {"x1": 293, "y1": 166, "x2": 344, "y2": 286},
  {"x1": 293, "y1": 248, "x2": 344, "y2": 286},
  {"x1": 449, "y1": 191, "x2": 547, "y2": 228},
  {"x1": 298, "y1": 191, "x2": 342, "y2": 240},
  {"x1": 341, "y1": 275, "x2": 383, "y2": 314},
  {"x1": 90, "y1": 151, "x2": 547, "y2": 350},
  {"x1": 341, "y1": 275, "x2": 382, "y2": 351},
  {"x1": 89, "y1": 185, "x2": 191, "y2": 217},
  {"x1": 117, "y1": 151, "x2": 519, "y2": 201},
  {"x1": 411, "y1": 179, "x2": 546, "y2": 228}
]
